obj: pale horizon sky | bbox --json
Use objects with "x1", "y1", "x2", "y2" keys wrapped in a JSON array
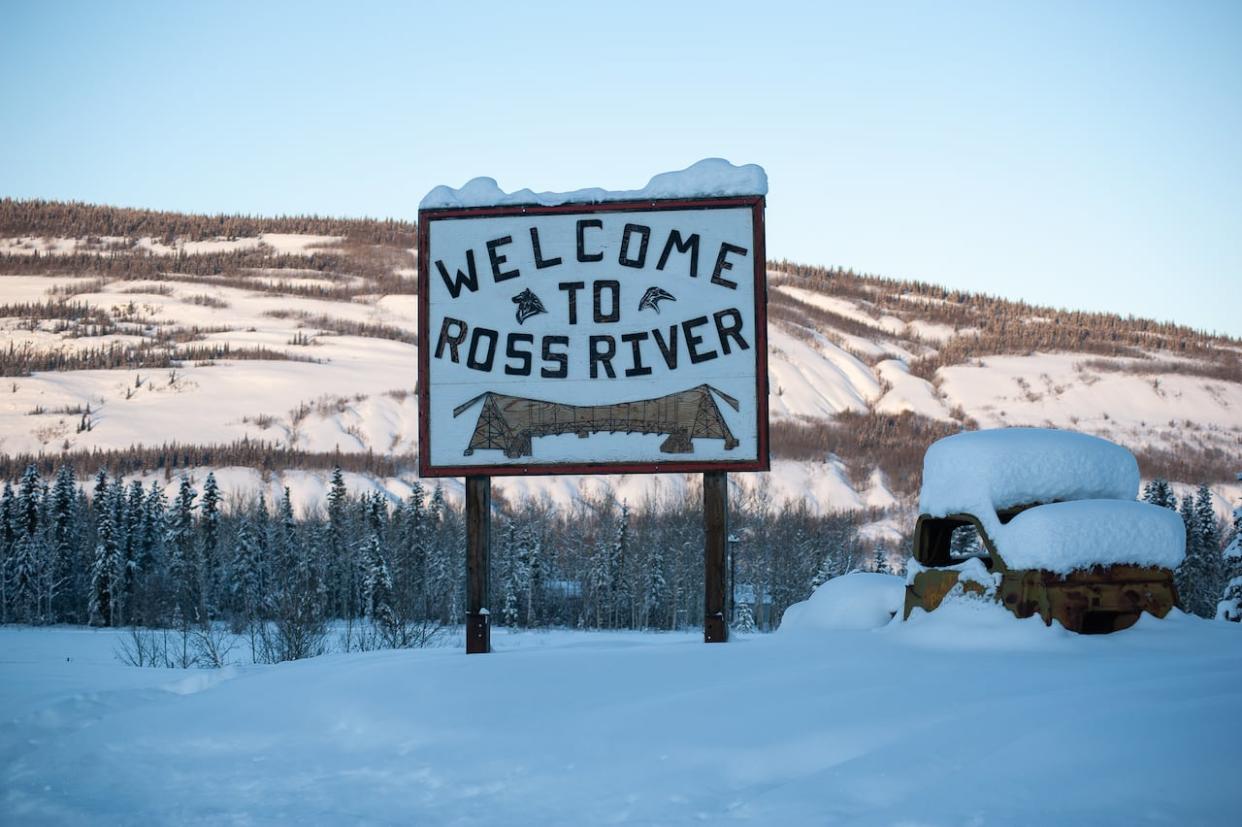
[{"x1": 3, "y1": 1, "x2": 1239, "y2": 335}]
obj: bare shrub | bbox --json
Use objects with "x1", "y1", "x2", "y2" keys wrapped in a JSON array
[
  {"x1": 190, "y1": 624, "x2": 237, "y2": 668},
  {"x1": 257, "y1": 604, "x2": 329, "y2": 664},
  {"x1": 265, "y1": 311, "x2": 417, "y2": 345},
  {"x1": 185, "y1": 293, "x2": 230, "y2": 309},
  {"x1": 119, "y1": 284, "x2": 175, "y2": 296},
  {"x1": 771, "y1": 411, "x2": 969, "y2": 494},
  {"x1": 1134, "y1": 441, "x2": 1242, "y2": 486},
  {"x1": 45, "y1": 278, "x2": 108, "y2": 297},
  {"x1": 1079, "y1": 357, "x2": 1242, "y2": 385},
  {"x1": 115, "y1": 622, "x2": 237, "y2": 669}
]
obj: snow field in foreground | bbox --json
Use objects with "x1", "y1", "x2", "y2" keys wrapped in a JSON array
[{"x1": 2, "y1": 609, "x2": 1239, "y2": 825}]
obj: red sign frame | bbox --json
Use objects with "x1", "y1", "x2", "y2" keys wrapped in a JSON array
[{"x1": 417, "y1": 195, "x2": 769, "y2": 478}]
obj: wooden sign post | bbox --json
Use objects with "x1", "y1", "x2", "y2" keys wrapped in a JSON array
[
  {"x1": 465, "y1": 475, "x2": 491, "y2": 654},
  {"x1": 704, "y1": 471, "x2": 729, "y2": 643},
  {"x1": 417, "y1": 174, "x2": 767, "y2": 653}
]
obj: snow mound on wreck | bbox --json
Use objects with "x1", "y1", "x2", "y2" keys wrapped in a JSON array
[
  {"x1": 919, "y1": 428, "x2": 1140, "y2": 520},
  {"x1": 996, "y1": 499, "x2": 1186, "y2": 574},
  {"x1": 779, "y1": 572, "x2": 904, "y2": 632}
]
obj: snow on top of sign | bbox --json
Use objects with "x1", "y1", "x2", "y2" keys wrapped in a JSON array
[
  {"x1": 419, "y1": 158, "x2": 767, "y2": 210},
  {"x1": 994, "y1": 499, "x2": 1186, "y2": 574},
  {"x1": 919, "y1": 428, "x2": 1139, "y2": 532}
]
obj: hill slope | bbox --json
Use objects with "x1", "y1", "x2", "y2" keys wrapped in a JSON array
[{"x1": 1, "y1": 199, "x2": 1239, "y2": 524}]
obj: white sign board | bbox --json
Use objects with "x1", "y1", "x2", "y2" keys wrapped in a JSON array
[{"x1": 417, "y1": 196, "x2": 768, "y2": 477}]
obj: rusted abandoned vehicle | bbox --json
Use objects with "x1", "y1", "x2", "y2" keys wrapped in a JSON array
[{"x1": 905, "y1": 428, "x2": 1185, "y2": 633}]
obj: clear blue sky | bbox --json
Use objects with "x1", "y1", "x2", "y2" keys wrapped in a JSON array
[{"x1": 3, "y1": 1, "x2": 1239, "y2": 335}]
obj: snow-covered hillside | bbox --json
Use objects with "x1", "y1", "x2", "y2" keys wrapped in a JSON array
[{"x1": 1, "y1": 202, "x2": 1240, "y2": 521}]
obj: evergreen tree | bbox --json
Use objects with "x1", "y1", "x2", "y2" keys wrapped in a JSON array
[
  {"x1": 274, "y1": 486, "x2": 297, "y2": 575},
  {"x1": 732, "y1": 601, "x2": 758, "y2": 634},
  {"x1": 167, "y1": 475, "x2": 201, "y2": 621},
  {"x1": 9, "y1": 531, "x2": 42, "y2": 623},
  {"x1": 1221, "y1": 481, "x2": 1242, "y2": 621},
  {"x1": 1194, "y1": 485, "x2": 1222, "y2": 558},
  {"x1": 0, "y1": 481, "x2": 14, "y2": 622},
  {"x1": 230, "y1": 514, "x2": 264, "y2": 625},
  {"x1": 1141, "y1": 478, "x2": 1178, "y2": 510},
  {"x1": 587, "y1": 519, "x2": 615, "y2": 629},
  {"x1": 49, "y1": 465, "x2": 77, "y2": 621},
  {"x1": 17, "y1": 464, "x2": 41, "y2": 539},
  {"x1": 1176, "y1": 493, "x2": 1197, "y2": 607},
  {"x1": 89, "y1": 491, "x2": 121, "y2": 626},
  {"x1": 119, "y1": 480, "x2": 143, "y2": 613},
  {"x1": 135, "y1": 482, "x2": 168, "y2": 624},
  {"x1": 643, "y1": 532, "x2": 666, "y2": 629},
  {"x1": 92, "y1": 468, "x2": 108, "y2": 507},
  {"x1": 611, "y1": 503, "x2": 631, "y2": 628},
  {"x1": 200, "y1": 471, "x2": 221, "y2": 610},
  {"x1": 1193, "y1": 484, "x2": 1223, "y2": 614},
  {"x1": 254, "y1": 492, "x2": 271, "y2": 598},
  {"x1": 498, "y1": 520, "x2": 522, "y2": 628},
  {"x1": 873, "y1": 546, "x2": 889, "y2": 574},
  {"x1": 325, "y1": 466, "x2": 353, "y2": 619},
  {"x1": 394, "y1": 484, "x2": 427, "y2": 623},
  {"x1": 10, "y1": 465, "x2": 46, "y2": 621},
  {"x1": 425, "y1": 485, "x2": 454, "y2": 622},
  {"x1": 362, "y1": 532, "x2": 398, "y2": 643},
  {"x1": 1228, "y1": 487, "x2": 1242, "y2": 558},
  {"x1": 520, "y1": 521, "x2": 542, "y2": 627},
  {"x1": 1218, "y1": 576, "x2": 1242, "y2": 622},
  {"x1": 1177, "y1": 488, "x2": 1219, "y2": 618}
]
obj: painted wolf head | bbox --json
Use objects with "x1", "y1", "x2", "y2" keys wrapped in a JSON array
[
  {"x1": 638, "y1": 286, "x2": 677, "y2": 314},
  {"x1": 512, "y1": 288, "x2": 547, "y2": 324}
]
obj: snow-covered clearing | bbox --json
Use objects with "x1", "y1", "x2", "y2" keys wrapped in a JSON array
[
  {"x1": 937, "y1": 352, "x2": 1242, "y2": 454},
  {"x1": 2, "y1": 612, "x2": 1239, "y2": 825}
]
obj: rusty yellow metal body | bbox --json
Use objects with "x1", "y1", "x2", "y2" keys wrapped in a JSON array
[{"x1": 904, "y1": 511, "x2": 1178, "y2": 634}]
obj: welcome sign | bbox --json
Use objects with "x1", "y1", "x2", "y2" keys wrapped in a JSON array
[{"x1": 417, "y1": 194, "x2": 769, "y2": 476}]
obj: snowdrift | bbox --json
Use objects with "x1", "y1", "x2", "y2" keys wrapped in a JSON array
[{"x1": 779, "y1": 572, "x2": 904, "y2": 632}]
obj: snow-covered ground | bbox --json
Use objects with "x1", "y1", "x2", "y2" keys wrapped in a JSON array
[{"x1": 2, "y1": 608, "x2": 1239, "y2": 825}]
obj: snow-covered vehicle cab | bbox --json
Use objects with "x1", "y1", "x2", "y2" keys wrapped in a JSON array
[{"x1": 905, "y1": 429, "x2": 1185, "y2": 633}]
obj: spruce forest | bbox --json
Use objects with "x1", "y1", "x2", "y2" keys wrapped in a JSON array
[{"x1": 0, "y1": 464, "x2": 870, "y2": 661}]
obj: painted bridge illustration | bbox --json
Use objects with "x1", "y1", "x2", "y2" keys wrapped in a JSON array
[{"x1": 452, "y1": 384, "x2": 741, "y2": 458}]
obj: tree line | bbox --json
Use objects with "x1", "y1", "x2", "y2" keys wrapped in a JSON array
[
  {"x1": 1140, "y1": 478, "x2": 1242, "y2": 619},
  {"x1": 0, "y1": 198, "x2": 416, "y2": 247},
  {"x1": 769, "y1": 262, "x2": 1241, "y2": 382},
  {"x1": 0, "y1": 465, "x2": 871, "y2": 658}
]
